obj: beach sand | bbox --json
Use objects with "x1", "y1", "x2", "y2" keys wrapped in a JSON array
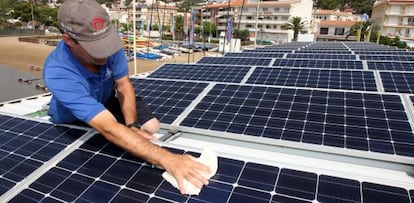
[{"x1": 0, "y1": 36, "x2": 214, "y2": 77}]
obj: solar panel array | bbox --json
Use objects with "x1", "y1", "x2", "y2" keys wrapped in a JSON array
[
  {"x1": 2, "y1": 42, "x2": 414, "y2": 202},
  {"x1": 197, "y1": 56, "x2": 273, "y2": 66},
  {"x1": 272, "y1": 58, "x2": 364, "y2": 69},
  {"x1": 0, "y1": 114, "x2": 89, "y2": 197},
  {"x1": 8, "y1": 133, "x2": 414, "y2": 203}
]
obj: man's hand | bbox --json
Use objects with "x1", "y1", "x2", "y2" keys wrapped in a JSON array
[
  {"x1": 130, "y1": 126, "x2": 157, "y2": 140},
  {"x1": 161, "y1": 153, "x2": 211, "y2": 194}
]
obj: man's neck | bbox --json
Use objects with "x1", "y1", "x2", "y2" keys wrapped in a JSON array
[{"x1": 84, "y1": 64, "x2": 99, "y2": 74}]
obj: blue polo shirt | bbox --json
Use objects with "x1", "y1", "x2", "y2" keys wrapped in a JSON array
[{"x1": 44, "y1": 40, "x2": 129, "y2": 124}]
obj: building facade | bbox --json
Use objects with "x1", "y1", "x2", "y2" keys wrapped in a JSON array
[
  {"x1": 371, "y1": 0, "x2": 414, "y2": 41},
  {"x1": 204, "y1": 0, "x2": 313, "y2": 43},
  {"x1": 312, "y1": 9, "x2": 363, "y2": 41}
]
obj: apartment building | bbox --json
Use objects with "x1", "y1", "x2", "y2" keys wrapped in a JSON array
[
  {"x1": 371, "y1": 0, "x2": 414, "y2": 42},
  {"x1": 312, "y1": 9, "x2": 363, "y2": 41},
  {"x1": 204, "y1": 0, "x2": 313, "y2": 43}
]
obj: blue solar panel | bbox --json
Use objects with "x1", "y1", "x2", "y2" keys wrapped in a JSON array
[
  {"x1": 148, "y1": 64, "x2": 251, "y2": 83},
  {"x1": 367, "y1": 61, "x2": 414, "y2": 71},
  {"x1": 243, "y1": 49, "x2": 292, "y2": 53},
  {"x1": 225, "y1": 52, "x2": 285, "y2": 58},
  {"x1": 354, "y1": 51, "x2": 412, "y2": 55},
  {"x1": 286, "y1": 53, "x2": 356, "y2": 60},
  {"x1": 246, "y1": 67, "x2": 377, "y2": 91},
  {"x1": 197, "y1": 57, "x2": 272, "y2": 66},
  {"x1": 273, "y1": 59, "x2": 364, "y2": 69},
  {"x1": 8, "y1": 134, "x2": 412, "y2": 203},
  {"x1": 180, "y1": 84, "x2": 414, "y2": 158},
  {"x1": 295, "y1": 50, "x2": 352, "y2": 54},
  {"x1": 0, "y1": 114, "x2": 88, "y2": 197},
  {"x1": 130, "y1": 78, "x2": 209, "y2": 124},
  {"x1": 381, "y1": 72, "x2": 414, "y2": 94},
  {"x1": 359, "y1": 55, "x2": 414, "y2": 61}
]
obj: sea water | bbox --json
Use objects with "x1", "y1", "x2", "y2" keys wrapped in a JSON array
[{"x1": 0, "y1": 65, "x2": 47, "y2": 103}]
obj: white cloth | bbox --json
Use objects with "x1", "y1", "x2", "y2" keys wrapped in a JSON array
[{"x1": 162, "y1": 148, "x2": 218, "y2": 195}]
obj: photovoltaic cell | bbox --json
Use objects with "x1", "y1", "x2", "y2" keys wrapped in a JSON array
[
  {"x1": 354, "y1": 51, "x2": 412, "y2": 55},
  {"x1": 381, "y1": 72, "x2": 414, "y2": 94},
  {"x1": 367, "y1": 61, "x2": 414, "y2": 71},
  {"x1": 359, "y1": 55, "x2": 414, "y2": 62},
  {"x1": 148, "y1": 64, "x2": 251, "y2": 83},
  {"x1": 295, "y1": 50, "x2": 352, "y2": 54},
  {"x1": 273, "y1": 59, "x2": 364, "y2": 69},
  {"x1": 180, "y1": 84, "x2": 414, "y2": 157},
  {"x1": 243, "y1": 49, "x2": 292, "y2": 53},
  {"x1": 246, "y1": 67, "x2": 377, "y2": 91},
  {"x1": 9, "y1": 134, "x2": 412, "y2": 203},
  {"x1": 286, "y1": 53, "x2": 356, "y2": 60},
  {"x1": 225, "y1": 52, "x2": 285, "y2": 58},
  {"x1": 197, "y1": 57, "x2": 272, "y2": 66},
  {"x1": 130, "y1": 78, "x2": 209, "y2": 124},
  {"x1": 0, "y1": 114, "x2": 88, "y2": 197}
]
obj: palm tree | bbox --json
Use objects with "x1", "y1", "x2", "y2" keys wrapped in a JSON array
[
  {"x1": 282, "y1": 16, "x2": 307, "y2": 42},
  {"x1": 345, "y1": 21, "x2": 371, "y2": 41}
]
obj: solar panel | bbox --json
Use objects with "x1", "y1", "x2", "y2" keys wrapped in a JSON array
[
  {"x1": 246, "y1": 67, "x2": 377, "y2": 91},
  {"x1": 0, "y1": 114, "x2": 88, "y2": 197},
  {"x1": 225, "y1": 52, "x2": 285, "y2": 58},
  {"x1": 148, "y1": 64, "x2": 251, "y2": 83},
  {"x1": 180, "y1": 84, "x2": 414, "y2": 159},
  {"x1": 242, "y1": 49, "x2": 291, "y2": 53},
  {"x1": 367, "y1": 61, "x2": 414, "y2": 71},
  {"x1": 380, "y1": 72, "x2": 414, "y2": 94},
  {"x1": 286, "y1": 53, "x2": 356, "y2": 60},
  {"x1": 294, "y1": 50, "x2": 352, "y2": 54},
  {"x1": 130, "y1": 78, "x2": 209, "y2": 124},
  {"x1": 354, "y1": 51, "x2": 412, "y2": 55},
  {"x1": 197, "y1": 57, "x2": 272, "y2": 66},
  {"x1": 273, "y1": 59, "x2": 364, "y2": 69},
  {"x1": 7, "y1": 134, "x2": 413, "y2": 203},
  {"x1": 359, "y1": 55, "x2": 414, "y2": 62}
]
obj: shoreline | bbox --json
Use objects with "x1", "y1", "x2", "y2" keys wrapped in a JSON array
[{"x1": 0, "y1": 36, "x2": 214, "y2": 77}]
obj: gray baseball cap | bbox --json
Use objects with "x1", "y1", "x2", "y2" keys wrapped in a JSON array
[{"x1": 58, "y1": 0, "x2": 123, "y2": 59}]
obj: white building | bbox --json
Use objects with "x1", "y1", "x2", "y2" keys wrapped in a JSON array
[
  {"x1": 205, "y1": 0, "x2": 313, "y2": 43},
  {"x1": 312, "y1": 9, "x2": 364, "y2": 41},
  {"x1": 371, "y1": 0, "x2": 414, "y2": 42}
]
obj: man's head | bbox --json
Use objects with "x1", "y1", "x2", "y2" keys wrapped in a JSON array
[{"x1": 58, "y1": 0, "x2": 123, "y2": 59}]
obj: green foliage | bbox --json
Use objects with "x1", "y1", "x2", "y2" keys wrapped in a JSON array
[
  {"x1": 316, "y1": 0, "x2": 373, "y2": 15},
  {"x1": 282, "y1": 16, "x2": 307, "y2": 41},
  {"x1": 201, "y1": 21, "x2": 216, "y2": 37},
  {"x1": 233, "y1": 29, "x2": 249, "y2": 41},
  {"x1": 345, "y1": 21, "x2": 371, "y2": 41}
]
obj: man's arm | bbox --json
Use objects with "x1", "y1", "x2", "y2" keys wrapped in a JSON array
[
  {"x1": 89, "y1": 110, "x2": 210, "y2": 194},
  {"x1": 114, "y1": 76, "x2": 136, "y2": 126}
]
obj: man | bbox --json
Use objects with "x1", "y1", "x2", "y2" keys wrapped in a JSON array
[{"x1": 43, "y1": 0, "x2": 210, "y2": 194}]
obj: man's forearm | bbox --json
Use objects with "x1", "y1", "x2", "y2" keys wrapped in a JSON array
[{"x1": 117, "y1": 82, "x2": 137, "y2": 125}]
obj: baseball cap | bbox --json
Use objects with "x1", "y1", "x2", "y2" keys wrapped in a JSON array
[{"x1": 58, "y1": 0, "x2": 123, "y2": 59}]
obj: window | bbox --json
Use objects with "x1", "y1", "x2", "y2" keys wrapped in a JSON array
[
  {"x1": 263, "y1": 8, "x2": 268, "y2": 12},
  {"x1": 320, "y1": 28, "x2": 329, "y2": 34},
  {"x1": 274, "y1": 8, "x2": 280, "y2": 12},
  {"x1": 274, "y1": 16, "x2": 278, "y2": 20},
  {"x1": 247, "y1": 16, "x2": 253, "y2": 20},
  {"x1": 405, "y1": 29, "x2": 410, "y2": 37},
  {"x1": 334, "y1": 28, "x2": 345, "y2": 35},
  {"x1": 408, "y1": 17, "x2": 414, "y2": 25},
  {"x1": 281, "y1": 16, "x2": 289, "y2": 20},
  {"x1": 246, "y1": 24, "x2": 252, "y2": 28}
]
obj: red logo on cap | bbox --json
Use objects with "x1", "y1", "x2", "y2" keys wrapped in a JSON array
[{"x1": 92, "y1": 17, "x2": 104, "y2": 30}]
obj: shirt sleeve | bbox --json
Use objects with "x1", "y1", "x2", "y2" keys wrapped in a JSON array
[
  {"x1": 110, "y1": 48, "x2": 129, "y2": 80},
  {"x1": 44, "y1": 65, "x2": 106, "y2": 124}
]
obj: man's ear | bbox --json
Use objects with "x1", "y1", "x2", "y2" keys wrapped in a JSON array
[{"x1": 62, "y1": 33, "x2": 75, "y2": 46}]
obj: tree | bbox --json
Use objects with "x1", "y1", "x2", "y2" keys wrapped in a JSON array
[
  {"x1": 233, "y1": 29, "x2": 249, "y2": 41},
  {"x1": 174, "y1": 15, "x2": 184, "y2": 40},
  {"x1": 282, "y1": 16, "x2": 307, "y2": 42},
  {"x1": 345, "y1": 21, "x2": 371, "y2": 41}
]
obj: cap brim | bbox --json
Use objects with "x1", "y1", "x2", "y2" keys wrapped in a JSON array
[{"x1": 79, "y1": 27, "x2": 123, "y2": 59}]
